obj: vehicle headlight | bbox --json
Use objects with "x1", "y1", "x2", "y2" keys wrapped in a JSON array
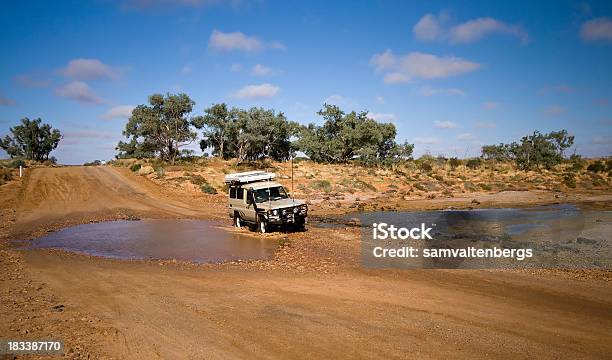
[
  {"x1": 281, "y1": 209, "x2": 287, "y2": 215},
  {"x1": 293, "y1": 207, "x2": 299, "y2": 213},
  {"x1": 272, "y1": 209, "x2": 278, "y2": 216}
]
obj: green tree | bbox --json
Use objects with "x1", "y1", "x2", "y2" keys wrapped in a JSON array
[
  {"x1": 116, "y1": 93, "x2": 198, "y2": 164},
  {"x1": 193, "y1": 103, "x2": 237, "y2": 159},
  {"x1": 0, "y1": 117, "x2": 62, "y2": 161},
  {"x1": 297, "y1": 104, "x2": 413, "y2": 165},
  {"x1": 481, "y1": 143, "x2": 511, "y2": 161},
  {"x1": 195, "y1": 105, "x2": 299, "y2": 162}
]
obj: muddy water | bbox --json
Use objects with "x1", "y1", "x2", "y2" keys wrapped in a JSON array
[
  {"x1": 357, "y1": 204, "x2": 611, "y2": 269},
  {"x1": 27, "y1": 219, "x2": 277, "y2": 263}
]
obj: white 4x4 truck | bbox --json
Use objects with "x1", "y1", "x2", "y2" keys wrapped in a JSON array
[{"x1": 224, "y1": 171, "x2": 308, "y2": 233}]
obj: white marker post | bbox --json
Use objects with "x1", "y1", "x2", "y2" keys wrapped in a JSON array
[{"x1": 19, "y1": 165, "x2": 22, "y2": 178}]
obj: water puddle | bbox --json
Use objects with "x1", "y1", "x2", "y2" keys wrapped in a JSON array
[
  {"x1": 23, "y1": 219, "x2": 277, "y2": 263},
  {"x1": 357, "y1": 204, "x2": 611, "y2": 269}
]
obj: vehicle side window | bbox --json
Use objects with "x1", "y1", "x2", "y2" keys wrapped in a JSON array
[
  {"x1": 237, "y1": 188, "x2": 244, "y2": 201},
  {"x1": 229, "y1": 187, "x2": 236, "y2": 199}
]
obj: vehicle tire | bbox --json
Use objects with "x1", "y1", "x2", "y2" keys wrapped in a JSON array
[
  {"x1": 257, "y1": 216, "x2": 268, "y2": 233},
  {"x1": 234, "y1": 213, "x2": 242, "y2": 228}
]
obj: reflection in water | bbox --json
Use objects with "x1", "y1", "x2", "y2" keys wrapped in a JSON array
[{"x1": 26, "y1": 219, "x2": 277, "y2": 263}]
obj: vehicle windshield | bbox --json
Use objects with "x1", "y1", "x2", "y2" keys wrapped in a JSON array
[{"x1": 253, "y1": 186, "x2": 288, "y2": 203}]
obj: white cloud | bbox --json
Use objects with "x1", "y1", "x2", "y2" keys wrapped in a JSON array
[
  {"x1": 181, "y1": 65, "x2": 192, "y2": 74},
  {"x1": 413, "y1": 13, "x2": 445, "y2": 41},
  {"x1": 414, "y1": 137, "x2": 440, "y2": 144},
  {"x1": 375, "y1": 96, "x2": 385, "y2": 104},
  {"x1": 55, "y1": 81, "x2": 104, "y2": 104},
  {"x1": 434, "y1": 120, "x2": 457, "y2": 129},
  {"x1": 209, "y1": 30, "x2": 285, "y2": 52},
  {"x1": 474, "y1": 121, "x2": 496, "y2": 129},
  {"x1": 367, "y1": 112, "x2": 396, "y2": 122},
  {"x1": 370, "y1": 50, "x2": 480, "y2": 84},
  {"x1": 419, "y1": 86, "x2": 465, "y2": 96},
  {"x1": 413, "y1": 14, "x2": 528, "y2": 44},
  {"x1": 269, "y1": 41, "x2": 287, "y2": 50},
  {"x1": 483, "y1": 101, "x2": 499, "y2": 110},
  {"x1": 60, "y1": 58, "x2": 119, "y2": 80},
  {"x1": 231, "y1": 63, "x2": 243, "y2": 72},
  {"x1": 0, "y1": 93, "x2": 16, "y2": 106},
  {"x1": 581, "y1": 18, "x2": 612, "y2": 41},
  {"x1": 457, "y1": 133, "x2": 477, "y2": 141},
  {"x1": 324, "y1": 95, "x2": 345, "y2": 104},
  {"x1": 449, "y1": 17, "x2": 529, "y2": 44},
  {"x1": 544, "y1": 105, "x2": 566, "y2": 115},
  {"x1": 252, "y1": 64, "x2": 272, "y2": 76},
  {"x1": 233, "y1": 83, "x2": 279, "y2": 98},
  {"x1": 101, "y1": 105, "x2": 135, "y2": 120}
]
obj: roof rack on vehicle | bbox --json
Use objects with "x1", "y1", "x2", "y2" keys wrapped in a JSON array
[{"x1": 224, "y1": 171, "x2": 276, "y2": 184}]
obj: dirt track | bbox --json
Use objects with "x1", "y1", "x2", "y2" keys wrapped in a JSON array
[
  {"x1": 11, "y1": 167, "x2": 215, "y2": 238},
  {"x1": 2, "y1": 167, "x2": 611, "y2": 359}
]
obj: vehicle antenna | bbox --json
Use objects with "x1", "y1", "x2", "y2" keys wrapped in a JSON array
[{"x1": 291, "y1": 154, "x2": 294, "y2": 202}]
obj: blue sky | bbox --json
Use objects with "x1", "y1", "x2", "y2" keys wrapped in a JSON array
[{"x1": 1, "y1": 0, "x2": 611, "y2": 164}]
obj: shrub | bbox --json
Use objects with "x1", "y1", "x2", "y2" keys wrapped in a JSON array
[
  {"x1": 463, "y1": 181, "x2": 478, "y2": 191},
  {"x1": 309, "y1": 179, "x2": 332, "y2": 192},
  {"x1": 353, "y1": 179, "x2": 376, "y2": 192},
  {"x1": 0, "y1": 168, "x2": 13, "y2": 185},
  {"x1": 478, "y1": 183, "x2": 492, "y2": 191},
  {"x1": 449, "y1": 157, "x2": 461, "y2": 170},
  {"x1": 419, "y1": 162, "x2": 433, "y2": 173},
  {"x1": 184, "y1": 172, "x2": 207, "y2": 185},
  {"x1": 432, "y1": 174, "x2": 444, "y2": 182},
  {"x1": 568, "y1": 154, "x2": 584, "y2": 172},
  {"x1": 563, "y1": 173, "x2": 576, "y2": 188},
  {"x1": 8, "y1": 159, "x2": 25, "y2": 169},
  {"x1": 606, "y1": 159, "x2": 612, "y2": 171},
  {"x1": 587, "y1": 161, "x2": 606, "y2": 173},
  {"x1": 200, "y1": 183, "x2": 217, "y2": 194},
  {"x1": 130, "y1": 163, "x2": 141, "y2": 172},
  {"x1": 84, "y1": 160, "x2": 102, "y2": 166},
  {"x1": 466, "y1": 158, "x2": 482, "y2": 169}
]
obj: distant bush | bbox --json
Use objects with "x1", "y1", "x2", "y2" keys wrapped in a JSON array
[
  {"x1": 184, "y1": 172, "x2": 207, "y2": 185},
  {"x1": 43, "y1": 156, "x2": 57, "y2": 166},
  {"x1": 466, "y1": 158, "x2": 482, "y2": 169},
  {"x1": 418, "y1": 162, "x2": 432, "y2": 173},
  {"x1": 563, "y1": 173, "x2": 576, "y2": 188},
  {"x1": 155, "y1": 167, "x2": 165, "y2": 178},
  {"x1": 200, "y1": 183, "x2": 217, "y2": 194},
  {"x1": 130, "y1": 163, "x2": 141, "y2": 172},
  {"x1": 8, "y1": 159, "x2": 25, "y2": 169},
  {"x1": 309, "y1": 179, "x2": 332, "y2": 192},
  {"x1": 0, "y1": 168, "x2": 13, "y2": 185},
  {"x1": 587, "y1": 161, "x2": 606, "y2": 173},
  {"x1": 606, "y1": 159, "x2": 612, "y2": 171},
  {"x1": 568, "y1": 154, "x2": 584, "y2": 172},
  {"x1": 481, "y1": 130, "x2": 574, "y2": 171},
  {"x1": 84, "y1": 160, "x2": 102, "y2": 166},
  {"x1": 478, "y1": 183, "x2": 493, "y2": 191},
  {"x1": 449, "y1": 157, "x2": 461, "y2": 170}
]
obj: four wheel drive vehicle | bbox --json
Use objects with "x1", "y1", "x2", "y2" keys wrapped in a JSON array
[{"x1": 225, "y1": 171, "x2": 308, "y2": 233}]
